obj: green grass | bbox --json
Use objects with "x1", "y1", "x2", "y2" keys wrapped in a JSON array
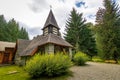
[
  {"x1": 0, "y1": 65, "x2": 72, "y2": 80},
  {"x1": 0, "y1": 65, "x2": 30, "y2": 80}
]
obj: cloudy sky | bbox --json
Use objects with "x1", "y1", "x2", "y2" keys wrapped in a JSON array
[{"x1": 0, "y1": 0, "x2": 120, "y2": 39}]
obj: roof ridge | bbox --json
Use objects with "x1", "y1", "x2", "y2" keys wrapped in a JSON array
[{"x1": 42, "y1": 10, "x2": 60, "y2": 30}]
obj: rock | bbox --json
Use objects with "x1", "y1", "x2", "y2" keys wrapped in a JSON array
[{"x1": 7, "y1": 71, "x2": 18, "y2": 74}]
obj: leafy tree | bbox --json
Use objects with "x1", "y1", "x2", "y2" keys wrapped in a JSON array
[
  {"x1": 64, "y1": 8, "x2": 97, "y2": 58},
  {"x1": 95, "y1": 0, "x2": 120, "y2": 63}
]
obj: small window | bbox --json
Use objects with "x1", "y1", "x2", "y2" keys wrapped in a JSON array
[
  {"x1": 48, "y1": 26, "x2": 53, "y2": 33},
  {"x1": 53, "y1": 27, "x2": 58, "y2": 35},
  {"x1": 44, "y1": 27, "x2": 48, "y2": 35}
]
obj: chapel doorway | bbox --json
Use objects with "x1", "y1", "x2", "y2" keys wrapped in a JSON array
[{"x1": 2, "y1": 52, "x2": 10, "y2": 64}]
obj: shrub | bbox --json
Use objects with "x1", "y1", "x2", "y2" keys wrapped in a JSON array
[
  {"x1": 92, "y1": 56, "x2": 104, "y2": 62},
  {"x1": 105, "y1": 60, "x2": 116, "y2": 64},
  {"x1": 118, "y1": 60, "x2": 120, "y2": 64},
  {"x1": 25, "y1": 53, "x2": 72, "y2": 78},
  {"x1": 73, "y1": 52, "x2": 89, "y2": 65}
]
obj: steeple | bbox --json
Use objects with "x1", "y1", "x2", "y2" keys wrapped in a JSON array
[{"x1": 42, "y1": 10, "x2": 60, "y2": 36}]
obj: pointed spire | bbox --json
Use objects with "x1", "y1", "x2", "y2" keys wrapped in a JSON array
[
  {"x1": 50, "y1": 5, "x2": 52, "y2": 9},
  {"x1": 42, "y1": 10, "x2": 60, "y2": 30}
]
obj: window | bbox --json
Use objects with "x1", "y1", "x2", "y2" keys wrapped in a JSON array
[
  {"x1": 48, "y1": 26, "x2": 53, "y2": 33},
  {"x1": 44, "y1": 27, "x2": 48, "y2": 35},
  {"x1": 53, "y1": 27, "x2": 58, "y2": 35}
]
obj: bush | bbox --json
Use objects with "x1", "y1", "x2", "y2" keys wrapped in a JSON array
[
  {"x1": 105, "y1": 60, "x2": 116, "y2": 64},
  {"x1": 73, "y1": 52, "x2": 89, "y2": 66},
  {"x1": 25, "y1": 53, "x2": 72, "y2": 78},
  {"x1": 92, "y1": 56, "x2": 104, "y2": 62},
  {"x1": 118, "y1": 60, "x2": 120, "y2": 64}
]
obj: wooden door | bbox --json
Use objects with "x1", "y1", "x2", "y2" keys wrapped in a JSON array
[{"x1": 2, "y1": 52, "x2": 10, "y2": 64}]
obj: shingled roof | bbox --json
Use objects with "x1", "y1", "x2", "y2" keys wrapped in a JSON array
[
  {"x1": 16, "y1": 39, "x2": 31, "y2": 56},
  {"x1": 20, "y1": 34, "x2": 73, "y2": 56},
  {"x1": 42, "y1": 10, "x2": 60, "y2": 30},
  {"x1": 0, "y1": 41, "x2": 15, "y2": 51}
]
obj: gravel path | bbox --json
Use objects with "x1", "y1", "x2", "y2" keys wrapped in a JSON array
[{"x1": 68, "y1": 62, "x2": 120, "y2": 80}]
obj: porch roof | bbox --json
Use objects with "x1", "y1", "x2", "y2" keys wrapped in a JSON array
[{"x1": 0, "y1": 41, "x2": 15, "y2": 51}]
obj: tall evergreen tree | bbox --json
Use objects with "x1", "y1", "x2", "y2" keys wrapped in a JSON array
[
  {"x1": 7, "y1": 19, "x2": 19, "y2": 42},
  {"x1": 7, "y1": 19, "x2": 29, "y2": 42},
  {"x1": 64, "y1": 8, "x2": 97, "y2": 58},
  {"x1": 19, "y1": 27, "x2": 29, "y2": 40},
  {"x1": 64, "y1": 8, "x2": 86, "y2": 52},
  {"x1": 95, "y1": 0, "x2": 120, "y2": 63},
  {"x1": 96, "y1": 8, "x2": 105, "y2": 24},
  {"x1": 0, "y1": 16, "x2": 29, "y2": 42},
  {"x1": 0, "y1": 15, "x2": 7, "y2": 41},
  {"x1": 79, "y1": 23, "x2": 97, "y2": 58}
]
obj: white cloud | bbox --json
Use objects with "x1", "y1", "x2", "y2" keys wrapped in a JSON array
[
  {"x1": 28, "y1": 0, "x2": 49, "y2": 12},
  {"x1": 0, "y1": 0, "x2": 119, "y2": 39}
]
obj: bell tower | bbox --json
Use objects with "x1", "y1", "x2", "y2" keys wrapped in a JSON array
[{"x1": 42, "y1": 10, "x2": 60, "y2": 36}]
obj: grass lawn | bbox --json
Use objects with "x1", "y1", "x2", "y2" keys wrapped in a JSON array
[
  {"x1": 0, "y1": 65, "x2": 29, "y2": 80},
  {"x1": 0, "y1": 65, "x2": 71, "y2": 80}
]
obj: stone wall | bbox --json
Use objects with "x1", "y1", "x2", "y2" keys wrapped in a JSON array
[{"x1": 45, "y1": 44, "x2": 54, "y2": 54}]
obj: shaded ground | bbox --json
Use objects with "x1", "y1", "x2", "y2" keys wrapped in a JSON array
[{"x1": 69, "y1": 62, "x2": 120, "y2": 80}]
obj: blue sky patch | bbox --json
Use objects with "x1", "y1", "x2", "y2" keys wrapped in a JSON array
[
  {"x1": 112, "y1": 0, "x2": 116, "y2": 3},
  {"x1": 87, "y1": 15, "x2": 95, "y2": 19},
  {"x1": 75, "y1": 1, "x2": 85, "y2": 8}
]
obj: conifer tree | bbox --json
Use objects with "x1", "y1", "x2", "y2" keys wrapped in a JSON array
[
  {"x1": 64, "y1": 8, "x2": 86, "y2": 52},
  {"x1": 19, "y1": 27, "x2": 29, "y2": 40},
  {"x1": 0, "y1": 15, "x2": 7, "y2": 41},
  {"x1": 7, "y1": 19, "x2": 19, "y2": 42},
  {"x1": 79, "y1": 23, "x2": 97, "y2": 58},
  {"x1": 64, "y1": 8, "x2": 97, "y2": 58},
  {"x1": 95, "y1": 0, "x2": 120, "y2": 63},
  {"x1": 0, "y1": 16, "x2": 29, "y2": 42}
]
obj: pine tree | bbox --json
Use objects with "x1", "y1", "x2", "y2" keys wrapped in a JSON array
[
  {"x1": 79, "y1": 23, "x2": 97, "y2": 58},
  {"x1": 7, "y1": 19, "x2": 19, "y2": 42},
  {"x1": 0, "y1": 15, "x2": 7, "y2": 41},
  {"x1": 7, "y1": 19, "x2": 29, "y2": 42},
  {"x1": 64, "y1": 8, "x2": 86, "y2": 52},
  {"x1": 64, "y1": 8, "x2": 97, "y2": 58},
  {"x1": 19, "y1": 27, "x2": 29, "y2": 40},
  {"x1": 95, "y1": 0, "x2": 120, "y2": 63},
  {"x1": 0, "y1": 16, "x2": 29, "y2": 42},
  {"x1": 96, "y1": 8, "x2": 105, "y2": 24}
]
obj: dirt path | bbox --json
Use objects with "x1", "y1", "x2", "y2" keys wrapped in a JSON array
[{"x1": 68, "y1": 62, "x2": 120, "y2": 80}]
